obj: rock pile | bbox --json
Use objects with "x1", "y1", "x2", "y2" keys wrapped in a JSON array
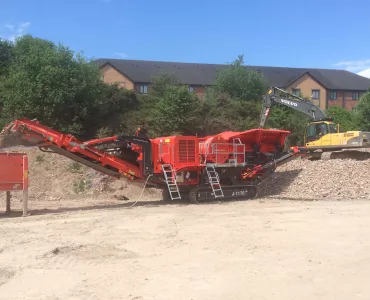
[{"x1": 258, "y1": 156, "x2": 370, "y2": 200}]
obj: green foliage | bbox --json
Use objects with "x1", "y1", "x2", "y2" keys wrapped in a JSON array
[
  {"x1": 67, "y1": 162, "x2": 83, "y2": 173},
  {"x1": 354, "y1": 92, "x2": 370, "y2": 131},
  {"x1": 151, "y1": 85, "x2": 201, "y2": 136},
  {"x1": 0, "y1": 35, "x2": 104, "y2": 135},
  {"x1": 265, "y1": 106, "x2": 310, "y2": 146},
  {"x1": 120, "y1": 93, "x2": 159, "y2": 136},
  {"x1": 0, "y1": 39, "x2": 13, "y2": 77},
  {"x1": 0, "y1": 35, "x2": 140, "y2": 139},
  {"x1": 73, "y1": 178, "x2": 92, "y2": 194},
  {"x1": 200, "y1": 55, "x2": 268, "y2": 135},
  {"x1": 200, "y1": 93, "x2": 262, "y2": 135},
  {"x1": 151, "y1": 72, "x2": 179, "y2": 96},
  {"x1": 35, "y1": 154, "x2": 45, "y2": 163},
  {"x1": 121, "y1": 73, "x2": 202, "y2": 137},
  {"x1": 87, "y1": 83, "x2": 139, "y2": 138},
  {"x1": 95, "y1": 127, "x2": 113, "y2": 139},
  {"x1": 212, "y1": 55, "x2": 268, "y2": 101},
  {"x1": 326, "y1": 106, "x2": 357, "y2": 132}
]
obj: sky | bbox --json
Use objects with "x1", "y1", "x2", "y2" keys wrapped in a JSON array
[{"x1": 2, "y1": 0, "x2": 370, "y2": 77}]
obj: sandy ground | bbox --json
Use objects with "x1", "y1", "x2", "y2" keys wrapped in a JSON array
[{"x1": 1, "y1": 197, "x2": 370, "y2": 300}]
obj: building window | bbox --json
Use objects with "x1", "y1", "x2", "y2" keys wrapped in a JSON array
[
  {"x1": 292, "y1": 88, "x2": 300, "y2": 96},
  {"x1": 188, "y1": 86, "x2": 194, "y2": 92},
  {"x1": 352, "y1": 92, "x2": 359, "y2": 100},
  {"x1": 139, "y1": 84, "x2": 148, "y2": 94},
  {"x1": 330, "y1": 91, "x2": 337, "y2": 100},
  {"x1": 312, "y1": 89, "x2": 320, "y2": 99}
]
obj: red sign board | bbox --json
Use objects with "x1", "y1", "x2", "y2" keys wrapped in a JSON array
[{"x1": 0, "y1": 153, "x2": 29, "y2": 216}]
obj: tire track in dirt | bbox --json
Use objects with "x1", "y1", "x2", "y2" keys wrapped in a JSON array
[
  {"x1": 37, "y1": 244, "x2": 138, "y2": 269},
  {"x1": 0, "y1": 268, "x2": 16, "y2": 287}
]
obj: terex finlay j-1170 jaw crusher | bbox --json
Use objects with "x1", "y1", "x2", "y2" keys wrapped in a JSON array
[{"x1": 0, "y1": 119, "x2": 307, "y2": 203}]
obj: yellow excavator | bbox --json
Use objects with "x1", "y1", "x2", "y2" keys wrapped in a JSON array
[{"x1": 259, "y1": 87, "x2": 370, "y2": 160}]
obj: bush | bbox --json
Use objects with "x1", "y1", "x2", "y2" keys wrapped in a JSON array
[
  {"x1": 67, "y1": 162, "x2": 83, "y2": 173},
  {"x1": 73, "y1": 179, "x2": 92, "y2": 194},
  {"x1": 326, "y1": 105, "x2": 357, "y2": 132},
  {"x1": 354, "y1": 91, "x2": 370, "y2": 131},
  {"x1": 213, "y1": 55, "x2": 267, "y2": 101}
]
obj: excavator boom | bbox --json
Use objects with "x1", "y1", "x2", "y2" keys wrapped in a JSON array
[{"x1": 259, "y1": 86, "x2": 328, "y2": 128}]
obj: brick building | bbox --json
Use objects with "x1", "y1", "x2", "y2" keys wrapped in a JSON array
[{"x1": 95, "y1": 58, "x2": 370, "y2": 111}]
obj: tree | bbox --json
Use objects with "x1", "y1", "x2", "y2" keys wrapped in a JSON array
[
  {"x1": 120, "y1": 93, "x2": 158, "y2": 136},
  {"x1": 199, "y1": 92, "x2": 262, "y2": 136},
  {"x1": 0, "y1": 39, "x2": 13, "y2": 77},
  {"x1": 151, "y1": 85, "x2": 201, "y2": 136},
  {"x1": 0, "y1": 35, "x2": 106, "y2": 136},
  {"x1": 150, "y1": 72, "x2": 179, "y2": 96},
  {"x1": 212, "y1": 54, "x2": 267, "y2": 101},
  {"x1": 88, "y1": 83, "x2": 139, "y2": 138},
  {"x1": 354, "y1": 91, "x2": 370, "y2": 131},
  {"x1": 265, "y1": 105, "x2": 310, "y2": 146},
  {"x1": 200, "y1": 55, "x2": 268, "y2": 135},
  {"x1": 120, "y1": 73, "x2": 202, "y2": 137},
  {"x1": 326, "y1": 105, "x2": 357, "y2": 132}
]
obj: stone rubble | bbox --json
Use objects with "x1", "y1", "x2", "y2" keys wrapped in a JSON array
[{"x1": 258, "y1": 156, "x2": 370, "y2": 200}]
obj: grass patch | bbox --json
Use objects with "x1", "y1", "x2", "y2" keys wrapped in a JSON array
[
  {"x1": 73, "y1": 179, "x2": 93, "y2": 194},
  {"x1": 67, "y1": 162, "x2": 83, "y2": 173},
  {"x1": 35, "y1": 154, "x2": 45, "y2": 163}
]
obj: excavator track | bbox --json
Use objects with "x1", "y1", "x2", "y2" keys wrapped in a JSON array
[
  {"x1": 322, "y1": 149, "x2": 370, "y2": 161},
  {"x1": 306, "y1": 149, "x2": 370, "y2": 161}
]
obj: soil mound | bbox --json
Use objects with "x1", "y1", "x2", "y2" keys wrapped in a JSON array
[{"x1": 0, "y1": 147, "x2": 161, "y2": 203}]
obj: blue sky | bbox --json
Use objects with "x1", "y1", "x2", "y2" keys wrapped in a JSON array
[{"x1": 2, "y1": 0, "x2": 370, "y2": 77}]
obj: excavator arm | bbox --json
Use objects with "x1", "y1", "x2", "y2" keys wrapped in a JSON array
[{"x1": 259, "y1": 87, "x2": 328, "y2": 128}]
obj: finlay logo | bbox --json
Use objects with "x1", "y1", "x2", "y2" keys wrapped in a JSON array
[{"x1": 281, "y1": 99, "x2": 298, "y2": 107}]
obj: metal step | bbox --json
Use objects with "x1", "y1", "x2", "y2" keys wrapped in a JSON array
[
  {"x1": 205, "y1": 166, "x2": 224, "y2": 198},
  {"x1": 161, "y1": 164, "x2": 181, "y2": 200}
]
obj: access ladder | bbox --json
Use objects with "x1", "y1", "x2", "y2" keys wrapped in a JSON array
[
  {"x1": 205, "y1": 166, "x2": 224, "y2": 198},
  {"x1": 161, "y1": 164, "x2": 181, "y2": 200}
]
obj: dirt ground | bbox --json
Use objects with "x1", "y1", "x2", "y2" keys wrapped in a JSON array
[{"x1": 1, "y1": 197, "x2": 370, "y2": 300}]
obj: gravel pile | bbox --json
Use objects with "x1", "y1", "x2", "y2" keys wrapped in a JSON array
[{"x1": 258, "y1": 156, "x2": 370, "y2": 200}]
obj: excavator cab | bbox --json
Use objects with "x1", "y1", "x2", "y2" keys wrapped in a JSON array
[{"x1": 304, "y1": 121, "x2": 338, "y2": 143}]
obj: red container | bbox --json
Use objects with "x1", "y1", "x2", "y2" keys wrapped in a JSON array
[
  {"x1": 199, "y1": 135, "x2": 229, "y2": 164},
  {"x1": 220, "y1": 128, "x2": 290, "y2": 153}
]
